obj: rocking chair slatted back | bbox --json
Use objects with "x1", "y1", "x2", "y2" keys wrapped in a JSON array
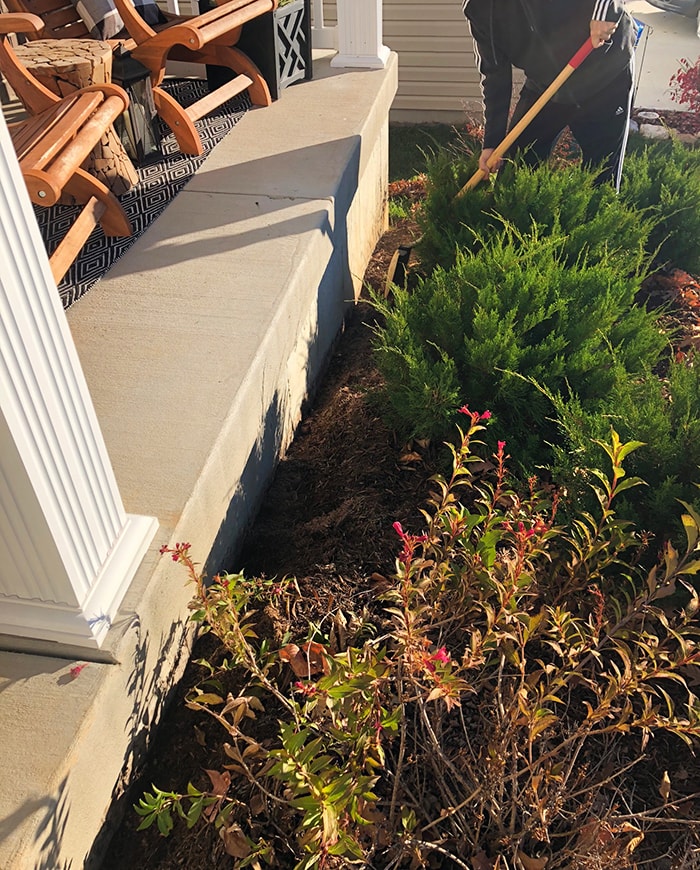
[
  {"x1": 5, "y1": 0, "x2": 278, "y2": 155},
  {"x1": 10, "y1": 0, "x2": 93, "y2": 39}
]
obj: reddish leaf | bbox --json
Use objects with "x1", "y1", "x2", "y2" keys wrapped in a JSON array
[
  {"x1": 203, "y1": 768, "x2": 231, "y2": 797},
  {"x1": 279, "y1": 641, "x2": 329, "y2": 677}
]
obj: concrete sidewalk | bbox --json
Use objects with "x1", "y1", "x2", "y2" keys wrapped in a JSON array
[{"x1": 626, "y1": 0, "x2": 700, "y2": 109}]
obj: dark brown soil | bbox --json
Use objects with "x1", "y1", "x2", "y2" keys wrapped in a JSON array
[
  {"x1": 100, "y1": 130, "x2": 700, "y2": 867},
  {"x1": 100, "y1": 216, "x2": 430, "y2": 870}
]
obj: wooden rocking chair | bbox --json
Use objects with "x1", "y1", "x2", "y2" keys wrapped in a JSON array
[
  {"x1": 5, "y1": 0, "x2": 278, "y2": 155},
  {"x1": 0, "y1": 12, "x2": 132, "y2": 283}
]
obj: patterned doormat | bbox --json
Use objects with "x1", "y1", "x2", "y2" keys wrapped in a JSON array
[{"x1": 34, "y1": 79, "x2": 250, "y2": 309}]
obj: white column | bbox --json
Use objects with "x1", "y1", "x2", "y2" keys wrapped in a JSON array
[
  {"x1": 310, "y1": 0, "x2": 337, "y2": 50},
  {"x1": 0, "y1": 111, "x2": 158, "y2": 652},
  {"x1": 331, "y1": 0, "x2": 389, "y2": 69}
]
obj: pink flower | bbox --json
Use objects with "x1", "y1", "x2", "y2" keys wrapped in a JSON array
[
  {"x1": 498, "y1": 440, "x2": 506, "y2": 452},
  {"x1": 457, "y1": 405, "x2": 471, "y2": 416},
  {"x1": 432, "y1": 647, "x2": 450, "y2": 665},
  {"x1": 424, "y1": 647, "x2": 451, "y2": 673},
  {"x1": 293, "y1": 680, "x2": 317, "y2": 697},
  {"x1": 70, "y1": 663, "x2": 88, "y2": 680},
  {"x1": 480, "y1": 410, "x2": 492, "y2": 420},
  {"x1": 393, "y1": 521, "x2": 406, "y2": 539}
]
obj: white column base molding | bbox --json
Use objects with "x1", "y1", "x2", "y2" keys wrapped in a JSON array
[
  {"x1": 331, "y1": 45, "x2": 391, "y2": 69},
  {"x1": 333, "y1": 0, "x2": 388, "y2": 69},
  {"x1": 0, "y1": 514, "x2": 158, "y2": 650}
]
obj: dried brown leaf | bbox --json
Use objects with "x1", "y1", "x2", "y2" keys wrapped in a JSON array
[
  {"x1": 515, "y1": 850, "x2": 548, "y2": 869},
  {"x1": 220, "y1": 824, "x2": 251, "y2": 859},
  {"x1": 472, "y1": 850, "x2": 497, "y2": 870},
  {"x1": 249, "y1": 793, "x2": 266, "y2": 816},
  {"x1": 203, "y1": 768, "x2": 231, "y2": 797}
]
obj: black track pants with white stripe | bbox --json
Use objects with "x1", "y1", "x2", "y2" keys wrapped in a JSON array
[{"x1": 506, "y1": 63, "x2": 634, "y2": 189}]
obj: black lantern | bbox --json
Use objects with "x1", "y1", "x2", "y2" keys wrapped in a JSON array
[{"x1": 112, "y1": 48, "x2": 162, "y2": 166}]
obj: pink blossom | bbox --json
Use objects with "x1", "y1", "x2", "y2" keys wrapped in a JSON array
[
  {"x1": 424, "y1": 647, "x2": 451, "y2": 673},
  {"x1": 293, "y1": 680, "x2": 317, "y2": 697},
  {"x1": 70, "y1": 663, "x2": 88, "y2": 680},
  {"x1": 393, "y1": 521, "x2": 406, "y2": 539},
  {"x1": 498, "y1": 440, "x2": 506, "y2": 452},
  {"x1": 432, "y1": 647, "x2": 450, "y2": 665},
  {"x1": 480, "y1": 410, "x2": 492, "y2": 420}
]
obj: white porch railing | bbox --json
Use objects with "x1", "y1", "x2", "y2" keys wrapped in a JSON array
[{"x1": 0, "y1": 111, "x2": 158, "y2": 654}]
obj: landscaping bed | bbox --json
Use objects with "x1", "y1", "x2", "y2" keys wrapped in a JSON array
[{"x1": 101, "y1": 121, "x2": 700, "y2": 870}]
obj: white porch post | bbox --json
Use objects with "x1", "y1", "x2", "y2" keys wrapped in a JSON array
[
  {"x1": 310, "y1": 0, "x2": 337, "y2": 50},
  {"x1": 0, "y1": 111, "x2": 158, "y2": 653},
  {"x1": 331, "y1": 0, "x2": 389, "y2": 69}
]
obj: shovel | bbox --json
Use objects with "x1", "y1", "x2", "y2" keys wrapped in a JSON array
[
  {"x1": 385, "y1": 36, "x2": 595, "y2": 293},
  {"x1": 454, "y1": 36, "x2": 595, "y2": 198}
]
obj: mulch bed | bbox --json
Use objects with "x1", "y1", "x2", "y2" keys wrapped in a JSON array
[{"x1": 100, "y1": 120, "x2": 700, "y2": 868}]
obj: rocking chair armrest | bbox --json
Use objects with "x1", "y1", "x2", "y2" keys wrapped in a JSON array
[
  {"x1": 80, "y1": 82, "x2": 131, "y2": 113},
  {"x1": 140, "y1": 0, "x2": 273, "y2": 51},
  {"x1": 0, "y1": 12, "x2": 45, "y2": 36}
]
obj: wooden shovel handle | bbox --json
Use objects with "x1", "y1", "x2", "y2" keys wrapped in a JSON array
[{"x1": 454, "y1": 37, "x2": 595, "y2": 199}]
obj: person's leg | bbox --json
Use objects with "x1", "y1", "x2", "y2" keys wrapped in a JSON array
[
  {"x1": 569, "y1": 63, "x2": 634, "y2": 190},
  {"x1": 505, "y1": 87, "x2": 573, "y2": 165}
]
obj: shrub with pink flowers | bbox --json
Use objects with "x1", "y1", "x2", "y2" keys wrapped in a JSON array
[{"x1": 137, "y1": 413, "x2": 700, "y2": 869}]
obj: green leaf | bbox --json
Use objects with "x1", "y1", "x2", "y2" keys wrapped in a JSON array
[
  {"x1": 191, "y1": 693, "x2": 224, "y2": 705},
  {"x1": 156, "y1": 809, "x2": 174, "y2": 837},
  {"x1": 680, "y1": 507, "x2": 700, "y2": 553},
  {"x1": 613, "y1": 476, "x2": 646, "y2": 496}
]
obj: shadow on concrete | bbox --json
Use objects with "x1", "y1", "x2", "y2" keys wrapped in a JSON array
[
  {"x1": 84, "y1": 614, "x2": 191, "y2": 869},
  {"x1": 0, "y1": 657, "x2": 65, "y2": 694},
  {"x1": 108, "y1": 136, "x2": 363, "y2": 275},
  {"x1": 204, "y1": 171, "x2": 357, "y2": 575},
  {"x1": 0, "y1": 775, "x2": 73, "y2": 870}
]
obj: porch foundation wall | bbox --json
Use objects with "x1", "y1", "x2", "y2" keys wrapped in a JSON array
[{"x1": 0, "y1": 49, "x2": 397, "y2": 870}]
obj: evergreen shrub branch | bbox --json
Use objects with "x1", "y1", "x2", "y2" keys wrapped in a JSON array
[{"x1": 373, "y1": 142, "x2": 700, "y2": 540}]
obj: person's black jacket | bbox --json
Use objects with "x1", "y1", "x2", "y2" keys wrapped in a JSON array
[{"x1": 463, "y1": 0, "x2": 636, "y2": 148}]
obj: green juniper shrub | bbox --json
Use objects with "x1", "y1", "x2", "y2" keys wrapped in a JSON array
[
  {"x1": 137, "y1": 422, "x2": 700, "y2": 870},
  {"x1": 416, "y1": 152, "x2": 654, "y2": 279},
  {"x1": 621, "y1": 136, "x2": 700, "y2": 276},
  {"x1": 547, "y1": 355, "x2": 700, "y2": 543},
  {"x1": 371, "y1": 223, "x2": 666, "y2": 467}
]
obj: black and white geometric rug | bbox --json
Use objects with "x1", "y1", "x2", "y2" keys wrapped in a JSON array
[{"x1": 34, "y1": 79, "x2": 250, "y2": 309}]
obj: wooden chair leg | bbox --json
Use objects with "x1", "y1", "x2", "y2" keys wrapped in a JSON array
[
  {"x1": 152, "y1": 85, "x2": 204, "y2": 156},
  {"x1": 63, "y1": 168, "x2": 132, "y2": 237},
  {"x1": 215, "y1": 45, "x2": 272, "y2": 106}
]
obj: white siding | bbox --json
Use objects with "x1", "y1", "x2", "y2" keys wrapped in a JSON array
[
  {"x1": 321, "y1": 0, "x2": 482, "y2": 123},
  {"x1": 383, "y1": 0, "x2": 481, "y2": 123}
]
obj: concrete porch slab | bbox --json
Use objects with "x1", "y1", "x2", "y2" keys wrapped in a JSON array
[{"x1": 0, "y1": 49, "x2": 397, "y2": 869}]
